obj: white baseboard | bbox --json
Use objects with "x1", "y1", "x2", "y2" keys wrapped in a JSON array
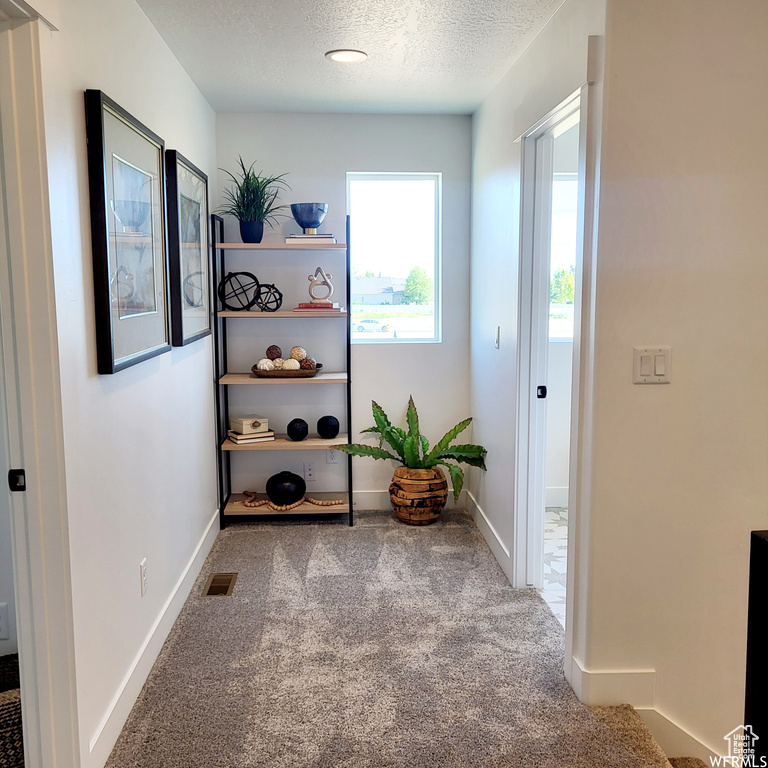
[
  {"x1": 353, "y1": 488, "x2": 467, "y2": 510},
  {"x1": 545, "y1": 487, "x2": 568, "y2": 508},
  {"x1": 465, "y1": 490, "x2": 514, "y2": 584},
  {"x1": 569, "y1": 657, "x2": 656, "y2": 709},
  {"x1": 637, "y1": 708, "x2": 720, "y2": 762},
  {"x1": 87, "y1": 508, "x2": 220, "y2": 767}
]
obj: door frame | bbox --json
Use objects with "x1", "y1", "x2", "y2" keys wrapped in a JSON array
[
  {"x1": 0, "y1": 18, "x2": 80, "y2": 768},
  {"x1": 514, "y1": 91, "x2": 581, "y2": 589}
]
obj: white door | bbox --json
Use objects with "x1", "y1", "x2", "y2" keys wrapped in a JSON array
[{"x1": 515, "y1": 94, "x2": 582, "y2": 620}]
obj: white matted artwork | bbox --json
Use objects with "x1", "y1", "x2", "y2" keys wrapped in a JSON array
[
  {"x1": 85, "y1": 89, "x2": 170, "y2": 373},
  {"x1": 166, "y1": 150, "x2": 211, "y2": 346}
]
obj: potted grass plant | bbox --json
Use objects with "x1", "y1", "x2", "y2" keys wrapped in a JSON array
[
  {"x1": 217, "y1": 157, "x2": 289, "y2": 243},
  {"x1": 339, "y1": 397, "x2": 488, "y2": 525}
]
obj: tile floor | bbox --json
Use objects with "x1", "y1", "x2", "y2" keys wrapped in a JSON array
[{"x1": 541, "y1": 506, "x2": 568, "y2": 627}]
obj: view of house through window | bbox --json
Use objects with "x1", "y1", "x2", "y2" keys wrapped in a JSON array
[
  {"x1": 548, "y1": 121, "x2": 579, "y2": 340},
  {"x1": 347, "y1": 173, "x2": 440, "y2": 342}
]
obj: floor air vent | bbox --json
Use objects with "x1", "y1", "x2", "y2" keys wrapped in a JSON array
[{"x1": 203, "y1": 573, "x2": 237, "y2": 596}]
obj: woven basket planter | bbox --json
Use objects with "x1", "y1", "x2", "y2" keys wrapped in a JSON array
[{"x1": 389, "y1": 466, "x2": 448, "y2": 525}]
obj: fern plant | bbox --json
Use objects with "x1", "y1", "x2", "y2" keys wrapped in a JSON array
[
  {"x1": 338, "y1": 397, "x2": 487, "y2": 500},
  {"x1": 217, "y1": 157, "x2": 290, "y2": 225}
]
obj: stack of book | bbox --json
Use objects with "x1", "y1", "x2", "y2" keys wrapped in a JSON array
[
  {"x1": 284, "y1": 233, "x2": 337, "y2": 245},
  {"x1": 227, "y1": 430, "x2": 276, "y2": 445},
  {"x1": 293, "y1": 302, "x2": 344, "y2": 314}
]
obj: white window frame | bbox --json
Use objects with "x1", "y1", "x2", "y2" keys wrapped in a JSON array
[{"x1": 346, "y1": 171, "x2": 442, "y2": 344}]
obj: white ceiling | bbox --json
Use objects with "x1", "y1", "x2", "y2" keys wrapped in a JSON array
[{"x1": 135, "y1": 0, "x2": 563, "y2": 114}]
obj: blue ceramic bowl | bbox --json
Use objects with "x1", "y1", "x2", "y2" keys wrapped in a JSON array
[{"x1": 290, "y1": 203, "x2": 328, "y2": 231}]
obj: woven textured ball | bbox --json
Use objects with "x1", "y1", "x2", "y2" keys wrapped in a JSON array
[
  {"x1": 286, "y1": 418, "x2": 309, "y2": 441},
  {"x1": 317, "y1": 415, "x2": 340, "y2": 439},
  {"x1": 266, "y1": 345, "x2": 282, "y2": 360},
  {"x1": 289, "y1": 346, "x2": 307, "y2": 361},
  {"x1": 299, "y1": 357, "x2": 316, "y2": 370}
]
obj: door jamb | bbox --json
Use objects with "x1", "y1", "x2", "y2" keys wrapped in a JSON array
[{"x1": 0, "y1": 18, "x2": 80, "y2": 768}]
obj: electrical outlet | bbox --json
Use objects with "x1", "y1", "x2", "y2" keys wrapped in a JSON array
[
  {"x1": 327, "y1": 449, "x2": 340, "y2": 464},
  {"x1": 303, "y1": 462, "x2": 316, "y2": 482},
  {"x1": 140, "y1": 558, "x2": 148, "y2": 597},
  {"x1": 0, "y1": 603, "x2": 9, "y2": 640}
]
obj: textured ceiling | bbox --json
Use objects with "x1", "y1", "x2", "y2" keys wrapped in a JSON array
[{"x1": 134, "y1": 0, "x2": 563, "y2": 113}]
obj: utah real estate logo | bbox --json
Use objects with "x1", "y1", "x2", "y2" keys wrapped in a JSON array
[{"x1": 711, "y1": 726, "x2": 765, "y2": 768}]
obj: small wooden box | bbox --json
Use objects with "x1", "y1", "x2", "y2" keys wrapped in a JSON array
[{"x1": 230, "y1": 415, "x2": 269, "y2": 435}]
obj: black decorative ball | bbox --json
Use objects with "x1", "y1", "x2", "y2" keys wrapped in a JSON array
[
  {"x1": 286, "y1": 418, "x2": 309, "y2": 441},
  {"x1": 317, "y1": 415, "x2": 340, "y2": 439},
  {"x1": 265, "y1": 471, "x2": 306, "y2": 506}
]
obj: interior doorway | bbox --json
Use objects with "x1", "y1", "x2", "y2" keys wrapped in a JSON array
[{"x1": 516, "y1": 93, "x2": 582, "y2": 628}]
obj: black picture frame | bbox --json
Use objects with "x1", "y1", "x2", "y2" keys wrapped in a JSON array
[
  {"x1": 165, "y1": 150, "x2": 212, "y2": 346},
  {"x1": 84, "y1": 89, "x2": 171, "y2": 374}
]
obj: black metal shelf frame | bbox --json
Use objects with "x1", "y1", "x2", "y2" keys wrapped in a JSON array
[{"x1": 211, "y1": 214, "x2": 354, "y2": 527}]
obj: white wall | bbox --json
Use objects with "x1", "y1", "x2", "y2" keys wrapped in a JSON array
[
  {"x1": 37, "y1": 1, "x2": 218, "y2": 764},
  {"x1": 545, "y1": 340, "x2": 573, "y2": 507},
  {"x1": 469, "y1": 0, "x2": 605, "y2": 573},
  {"x1": 582, "y1": 0, "x2": 768, "y2": 752},
  {"x1": 216, "y1": 113, "x2": 471, "y2": 504}
]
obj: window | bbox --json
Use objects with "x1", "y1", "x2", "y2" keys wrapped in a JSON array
[
  {"x1": 548, "y1": 119, "x2": 580, "y2": 341},
  {"x1": 347, "y1": 173, "x2": 441, "y2": 343}
]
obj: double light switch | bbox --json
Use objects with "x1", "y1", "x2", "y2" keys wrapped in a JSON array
[{"x1": 633, "y1": 346, "x2": 671, "y2": 384}]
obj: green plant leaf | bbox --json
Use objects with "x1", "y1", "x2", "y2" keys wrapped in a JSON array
[
  {"x1": 371, "y1": 400, "x2": 393, "y2": 434},
  {"x1": 426, "y1": 417, "x2": 472, "y2": 464},
  {"x1": 406, "y1": 395, "x2": 420, "y2": 443},
  {"x1": 359, "y1": 426, "x2": 380, "y2": 434},
  {"x1": 215, "y1": 157, "x2": 290, "y2": 223},
  {"x1": 383, "y1": 427, "x2": 405, "y2": 461},
  {"x1": 438, "y1": 462, "x2": 465, "y2": 501},
  {"x1": 435, "y1": 445, "x2": 487, "y2": 470},
  {"x1": 420, "y1": 434, "x2": 429, "y2": 457},
  {"x1": 337, "y1": 444, "x2": 400, "y2": 462},
  {"x1": 403, "y1": 435, "x2": 421, "y2": 468}
]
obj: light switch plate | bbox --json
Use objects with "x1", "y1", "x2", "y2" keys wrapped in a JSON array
[{"x1": 633, "y1": 346, "x2": 671, "y2": 384}]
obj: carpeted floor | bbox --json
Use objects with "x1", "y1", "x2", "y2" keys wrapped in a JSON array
[{"x1": 106, "y1": 509, "x2": 663, "y2": 767}]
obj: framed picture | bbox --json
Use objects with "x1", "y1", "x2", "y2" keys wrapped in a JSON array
[
  {"x1": 84, "y1": 89, "x2": 170, "y2": 374},
  {"x1": 165, "y1": 151, "x2": 211, "y2": 346}
]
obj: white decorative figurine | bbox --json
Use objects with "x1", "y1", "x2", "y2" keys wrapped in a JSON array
[{"x1": 307, "y1": 267, "x2": 334, "y2": 305}]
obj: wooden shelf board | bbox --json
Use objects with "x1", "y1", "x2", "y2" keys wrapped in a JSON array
[
  {"x1": 222, "y1": 434, "x2": 349, "y2": 451},
  {"x1": 224, "y1": 492, "x2": 349, "y2": 516},
  {"x1": 215, "y1": 242, "x2": 346, "y2": 251},
  {"x1": 217, "y1": 310, "x2": 347, "y2": 318},
  {"x1": 220, "y1": 372, "x2": 348, "y2": 385}
]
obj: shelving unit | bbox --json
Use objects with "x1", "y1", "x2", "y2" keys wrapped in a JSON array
[{"x1": 212, "y1": 215, "x2": 353, "y2": 526}]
